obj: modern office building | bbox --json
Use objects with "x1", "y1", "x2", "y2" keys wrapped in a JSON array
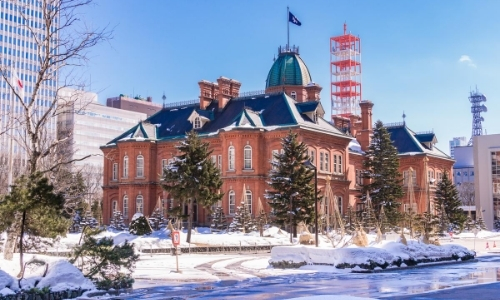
[
  {"x1": 449, "y1": 137, "x2": 467, "y2": 159},
  {"x1": 453, "y1": 146, "x2": 474, "y2": 185},
  {"x1": 474, "y1": 134, "x2": 500, "y2": 230},
  {"x1": 0, "y1": 1, "x2": 58, "y2": 157},
  {"x1": 58, "y1": 88, "x2": 147, "y2": 168},
  {"x1": 106, "y1": 95, "x2": 162, "y2": 117}
]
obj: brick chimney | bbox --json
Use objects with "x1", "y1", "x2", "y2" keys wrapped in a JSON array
[
  {"x1": 349, "y1": 114, "x2": 361, "y2": 137},
  {"x1": 357, "y1": 100, "x2": 374, "y2": 151},
  {"x1": 305, "y1": 83, "x2": 322, "y2": 102},
  {"x1": 198, "y1": 80, "x2": 218, "y2": 110},
  {"x1": 332, "y1": 115, "x2": 349, "y2": 132}
]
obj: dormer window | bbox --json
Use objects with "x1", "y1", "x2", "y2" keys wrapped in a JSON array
[
  {"x1": 290, "y1": 91, "x2": 297, "y2": 100},
  {"x1": 194, "y1": 117, "x2": 201, "y2": 129}
]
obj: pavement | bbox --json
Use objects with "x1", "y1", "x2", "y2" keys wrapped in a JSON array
[{"x1": 383, "y1": 281, "x2": 500, "y2": 300}]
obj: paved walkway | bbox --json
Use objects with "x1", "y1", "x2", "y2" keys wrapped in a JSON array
[{"x1": 383, "y1": 282, "x2": 500, "y2": 300}]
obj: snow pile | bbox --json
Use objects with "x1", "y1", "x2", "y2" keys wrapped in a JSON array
[
  {"x1": 37, "y1": 260, "x2": 95, "y2": 292},
  {"x1": 270, "y1": 241, "x2": 475, "y2": 270},
  {"x1": 0, "y1": 270, "x2": 17, "y2": 295}
]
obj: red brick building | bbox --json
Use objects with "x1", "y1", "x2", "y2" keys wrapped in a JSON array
[{"x1": 101, "y1": 46, "x2": 453, "y2": 225}]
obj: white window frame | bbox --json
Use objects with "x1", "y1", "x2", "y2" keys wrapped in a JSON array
[
  {"x1": 136, "y1": 155, "x2": 144, "y2": 178},
  {"x1": 320, "y1": 152, "x2": 324, "y2": 171},
  {"x1": 161, "y1": 159, "x2": 167, "y2": 176},
  {"x1": 194, "y1": 117, "x2": 201, "y2": 129},
  {"x1": 290, "y1": 91, "x2": 297, "y2": 100},
  {"x1": 217, "y1": 155, "x2": 222, "y2": 170},
  {"x1": 112, "y1": 163, "x2": 118, "y2": 181},
  {"x1": 211, "y1": 155, "x2": 217, "y2": 165},
  {"x1": 309, "y1": 149, "x2": 315, "y2": 165},
  {"x1": 325, "y1": 153, "x2": 330, "y2": 172},
  {"x1": 123, "y1": 155, "x2": 129, "y2": 178},
  {"x1": 228, "y1": 146, "x2": 235, "y2": 170},
  {"x1": 245, "y1": 189, "x2": 253, "y2": 214},
  {"x1": 272, "y1": 149, "x2": 279, "y2": 170},
  {"x1": 123, "y1": 195, "x2": 129, "y2": 219},
  {"x1": 136, "y1": 195, "x2": 144, "y2": 213},
  {"x1": 337, "y1": 196, "x2": 343, "y2": 215},
  {"x1": 244, "y1": 145, "x2": 252, "y2": 169},
  {"x1": 229, "y1": 190, "x2": 236, "y2": 215},
  {"x1": 112, "y1": 200, "x2": 117, "y2": 214}
]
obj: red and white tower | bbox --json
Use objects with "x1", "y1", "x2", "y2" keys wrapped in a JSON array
[{"x1": 330, "y1": 23, "x2": 362, "y2": 118}]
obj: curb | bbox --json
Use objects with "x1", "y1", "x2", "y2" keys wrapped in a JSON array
[{"x1": 351, "y1": 258, "x2": 478, "y2": 273}]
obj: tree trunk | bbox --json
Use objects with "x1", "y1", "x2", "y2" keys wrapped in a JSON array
[
  {"x1": 3, "y1": 223, "x2": 17, "y2": 260},
  {"x1": 293, "y1": 223, "x2": 297, "y2": 238},
  {"x1": 186, "y1": 201, "x2": 193, "y2": 243},
  {"x1": 18, "y1": 210, "x2": 27, "y2": 278}
]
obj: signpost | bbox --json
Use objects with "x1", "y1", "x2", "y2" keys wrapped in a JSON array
[{"x1": 172, "y1": 231, "x2": 181, "y2": 273}]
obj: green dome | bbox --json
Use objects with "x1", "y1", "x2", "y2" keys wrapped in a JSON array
[{"x1": 266, "y1": 50, "x2": 312, "y2": 88}]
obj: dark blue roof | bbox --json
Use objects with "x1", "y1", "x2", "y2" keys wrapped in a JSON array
[
  {"x1": 386, "y1": 125, "x2": 422, "y2": 154},
  {"x1": 415, "y1": 133, "x2": 436, "y2": 143},
  {"x1": 296, "y1": 101, "x2": 319, "y2": 113}
]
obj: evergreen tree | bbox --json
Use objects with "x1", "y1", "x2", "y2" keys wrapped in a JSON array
[
  {"x1": 434, "y1": 172, "x2": 466, "y2": 233},
  {"x1": 109, "y1": 210, "x2": 127, "y2": 231},
  {"x1": 129, "y1": 213, "x2": 153, "y2": 236},
  {"x1": 361, "y1": 197, "x2": 377, "y2": 233},
  {"x1": 377, "y1": 204, "x2": 390, "y2": 234},
  {"x1": 415, "y1": 212, "x2": 440, "y2": 243},
  {"x1": 0, "y1": 172, "x2": 70, "y2": 274},
  {"x1": 266, "y1": 131, "x2": 317, "y2": 237},
  {"x1": 210, "y1": 207, "x2": 228, "y2": 232},
  {"x1": 256, "y1": 209, "x2": 269, "y2": 237},
  {"x1": 161, "y1": 130, "x2": 223, "y2": 243},
  {"x1": 229, "y1": 201, "x2": 256, "y2": 233},
  {"x1": 149, "y1": 207, "x2": 167, "y2": 231},
  {"x1": 362, "y1": 120, "x2": 404, "y2": 226}
]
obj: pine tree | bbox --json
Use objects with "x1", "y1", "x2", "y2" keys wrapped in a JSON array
[
  {"x1": 361, "y1": 196, "x2": 377, "y2": 233},
  {"x1": 377, "y1": 204, "x2": 390, "y2": 234},
  {"x1": 210, "y1": 207, "x2": 228, "y2": 232},
  {"x1": 149, "y1": 207, "x2": 167, "y2": 231},
  {"x1": 434, "y1": 172, "x2": 466, "y2": 233},
  {"x1": 161, "y1": 130, "x2": 223, "y2": 243},
  {"x1": 109, "y1": 210, "x2": 127, "y2": 231},
  {"x1": 415, "y1": 212, "x2": 440, "y2": 244},
  {"x1": 229, "y1": 201, "x2": 256, "y2": 233},
  {"x1": 0, "y1": 172, "x2": 70, "y2": 274},
  {"x1": 129, "y1": 213, "x2": 153, "y2": 236},
  {"x1": 362, "y1": 120, "x2": 404, "y2": 226},
  {"x1": 266, "y1": 131, "x2": 317, "y2": 237}
]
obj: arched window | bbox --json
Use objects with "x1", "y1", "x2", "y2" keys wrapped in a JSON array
[
  {"x1": 336, "y1": 196, "x2": 342, "y2": 215},
  {"x1": 123, "y1": 155, "x2": 129, "y2": 178},
  {"x1": 245, "y1": 189, "x2": 252, "y2": 215},
  {"x1": 136, "y1": 195, "x2": 143, "y2": 213},
  {"x1": 136, "y1": 155, "x2": 144, "y2": 177},
  {"x1": 290, "y1": 91, "x2": 297, "y2": 100},
  {"x1": 244, "y1": 145, "x2": 252, "y2": 169},
  {"x1": 228, "y1": 146, "x2": 235, "y2": 170},
  {"x1": 112, "y1": 200, "x2": 117, "y2": 214},
  {"x1": 123, "y1": 195, "x2": 129, "y2": 219},
  {"x1": 228, "y1": 190, "x2": 235, "y2": 215},
  {"x1": 194, "y1": 117, "x2": 201, "y2": 129}
]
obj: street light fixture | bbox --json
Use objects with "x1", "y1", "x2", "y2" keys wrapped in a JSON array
[{"x1": 303, "y1": 160, "x2": 318, "y2": 247}]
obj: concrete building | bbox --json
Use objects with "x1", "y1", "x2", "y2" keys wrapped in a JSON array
[
  {"x1": 106, "y1": 95, "x2": 162, "y2": 117},
  {"x1": 0, "y1": 1, "x2": 58, "y2": 156},
  {"x1": 474, "y1": 134, "x2": 500, "y2": 230},
  {"x1": 453, "y1": 146, "x2": 474, "y2": 185},
  {"x1": 100, "y1": 46, "x2": 453, "y2": 226},
  {"x1": 58, "y1": 88, "x2": 147, "y2": 167},
  {"x1": 449, "y1": 137, "x2": 467, "y2": 159}
]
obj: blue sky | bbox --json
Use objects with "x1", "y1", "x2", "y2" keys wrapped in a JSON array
[{"x1": 80, "y1": 1, "x2": 500, "y2": 154}]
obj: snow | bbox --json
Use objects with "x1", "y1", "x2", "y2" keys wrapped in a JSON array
[
  {"x1": 37, "y1": 260, "x2": 95, "y2": 292},
  {"x1": 0, "y1": 270, "x2": 17, "y2": 292},
  {"x1": 131, "y1": 212, "x2": 144, "y2": 221}
]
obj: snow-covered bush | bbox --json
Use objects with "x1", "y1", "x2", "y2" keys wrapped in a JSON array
[{"x1": 129, "y1": 213, "x2": 152, "y2": 236}]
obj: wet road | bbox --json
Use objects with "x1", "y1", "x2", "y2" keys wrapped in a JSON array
[{"x1": 123, "y1": 255, "x2": 500, "y2": 299}]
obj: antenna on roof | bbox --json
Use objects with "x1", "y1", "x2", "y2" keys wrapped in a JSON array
[
  {"x1": 162, "y1": 92, "x2": 167, "y2": 108},
  {"x1": 402, "y1": 111, "x2": 406, "y2": 125}
]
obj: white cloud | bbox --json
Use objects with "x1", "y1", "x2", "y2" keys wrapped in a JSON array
[{"x1": 458, "y1": 55, "x2": 477, "y2": 68}]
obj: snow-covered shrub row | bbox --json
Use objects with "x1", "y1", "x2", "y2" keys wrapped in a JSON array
[{"x1": 269, "y1": 241, "x2": 475, "y2": 270}]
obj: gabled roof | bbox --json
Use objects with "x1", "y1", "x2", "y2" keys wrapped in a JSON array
[
  {"x1": 385, "y1": 123, "x2": 452, "y2": 161},
  {"x1": 105, "y1": 92, "x2": 350, "y2": 145}
]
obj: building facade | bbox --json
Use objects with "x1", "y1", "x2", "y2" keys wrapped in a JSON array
[
  {"x1": 101, "y1": 46, "x2": 454, "y2": 226},
  {"x1": 106, "y1": 95, "x2": 162, "y2": 117},
  {"x1": 474, "y1": 134, "x2": 500, "y2": 230},
  {"x1": 449, "y1": 137, "x2": 467, "y2": 159}
]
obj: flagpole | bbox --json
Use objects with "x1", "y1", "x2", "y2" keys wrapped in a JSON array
[{"x1": 287, "y1": 6, "x2": 289, "y2": 50}]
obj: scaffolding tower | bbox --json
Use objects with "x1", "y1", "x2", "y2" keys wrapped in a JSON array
[
  {"x1": 468, "y1": 88, "x2": 487, "y2": 146},
  {"x1": 330, "y1": 23, "x2": 362, "y2": 118}
]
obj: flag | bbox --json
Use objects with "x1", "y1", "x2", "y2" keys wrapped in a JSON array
[
  {"x1": 12, "y1": 70, "x2": 24, "y2": 99},
  {"x1": 288, "y1": 11, "x2": 301, "y2": 26}
]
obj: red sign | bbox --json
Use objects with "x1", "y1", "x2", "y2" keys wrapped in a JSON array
[{"x1": 172, "y1": 231, "x2": 180, "y2": 247}]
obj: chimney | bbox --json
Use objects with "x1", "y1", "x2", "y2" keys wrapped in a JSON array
[
  {"x1": 305, "y1": 83, "x2": 322, "y2": 102},
  {"x1": 349, "y1": 114, "x2": 360, "y2": 137},
  {"x1": 146, "y1": 96, "x2": 152, "y2": 102},
  {"x1": 198, "y1": 80, "x2": 216, "y2": 110},
  {"x1": 332, "y1": 115, "x2": 349, "y2": 131},
  {"x1": 229, "y1": 79, "x2": 241, "y2": 98},
  {"x1": 217, "y1": 77, "x2": 232, "y2": 110},
  {"x1": 358, "y1": 100, "x2": 374, "y2": 151}
]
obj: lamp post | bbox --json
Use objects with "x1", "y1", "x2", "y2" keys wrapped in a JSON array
[
  {"x1": 289, "y1": 192, "x2": 299, "y2": 244},
  {"x1": 304, "y1": 160, "x2": 318, "y2": 247}
]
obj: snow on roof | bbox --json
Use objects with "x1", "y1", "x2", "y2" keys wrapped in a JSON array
[{"x1": 349, "y1": 139, "x2": 364, "y2": 154}]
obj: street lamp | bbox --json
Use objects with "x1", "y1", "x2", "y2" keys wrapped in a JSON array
[
  {"x1": 303, "y1": 160, "x2": 318, "y2": 247},
  {"x1": 289, "y1": 192, "x2": 299, "y2": 243}
]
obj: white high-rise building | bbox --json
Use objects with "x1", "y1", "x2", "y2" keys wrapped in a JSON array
[
  {"x1": 449, "y1": 137, "x2": 467, "y2": 159},
  {"x1": 0, "y1": 1, "x2": 58, "y2": 158}
]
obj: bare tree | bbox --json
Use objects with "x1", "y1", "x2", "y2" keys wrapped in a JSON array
[
  {"x1": 457, "y1": 182, "x2": 475, "y2": 217},
  {"x1": 0, "y1": 0, "x2": 110, "y2": 267}
]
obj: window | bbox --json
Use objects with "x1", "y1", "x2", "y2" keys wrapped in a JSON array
[
  {"x1": 112, "y1": 163, "x2": 118, "y2": 180},
  {"x1": 123, "y1": 195, "x2": 128, "y2": 219},
  {"x1": 437, "y1": 172, "x2": 443, "y2": 182},
  {"x1": 211, "y1": 155, "x2": 217, "y2": 165},
  {"x1": 218, "y1": 155, "x2": 222, "y2": 170},
  {"x1": 325, "y1": 153, "x2": 330, "y2": 172},
  {"x1": 403, "y1": 169, "x2": 417, "y2": 186},
  {"x1": 161, "y1": 159, "x2": 167, "y2": 176},
  {"x1": 136, "y1": 195, "x2": 144, "y2": 213},
  {"x1": 228, "y1": 146, "x2": 235, "y2": 170},
  {"x1": 136, "y1": 155, "x2": 144, "y2": 177},
  {"x1": 464, "y1": 171, "x2": 468, "y2": 176},
  {"x1": 112, "y1": 200, "x2": 117, "y2": 214},
  {"x1": 320, "y1": 152, "x2": 324, "y2": 171},
  {"x1": 245, "y1": 189, "x2": 253, "y2": 214},
  {"x1": 456, "y1": 171, "x2": 461, "y2": 176},
  {"x1": 290, "y1": 91, "x2": 297, "y2": 100},
  {"x1": 272, "y1": 150, "x2": 279, "y2": 170},
  {"x1": 309, "y1": 149, "x2": 315, "y2": 165},
  {"x1": 244, "y1": 145, "x2": 252, "y2": 169},
  {"x1": 123, "y1": 155, "x2": 129, "y2": 178},
  {"x1": 337, "y1": 196, "x2": 343, "y2": 215},
  {"x1": 355, "y1": 169, "x2": 362, "y2": 185},
  {"x1": 228, "y1": 190, "x2": 236, "y2": 215},
  {"x1": 428, "y1": 170, "x2": 435, "y2": 183},
  {"x1": 194, "y1": 117, "x2": 201, "y2": 129}
]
